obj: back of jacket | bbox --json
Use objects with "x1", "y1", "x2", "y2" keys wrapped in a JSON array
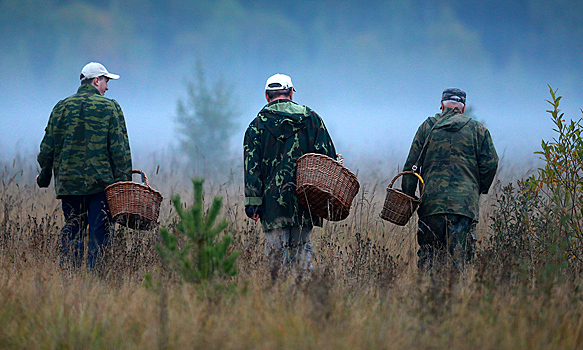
[
  {"x1": 244, "y1": 99, "x2": 336, "y2": 230},
  {"x1": 37, "y1": 84, "x2": 132, "y2": 197},
  {"x1": 402, "y1": 108, "x2": 498, "y2": 220}
]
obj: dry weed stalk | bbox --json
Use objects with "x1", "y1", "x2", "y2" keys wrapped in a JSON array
[{"x1": 0, "y1": 155, "x2": 582, "y2": 349}]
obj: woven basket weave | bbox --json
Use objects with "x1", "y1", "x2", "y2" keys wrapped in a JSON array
[
  {"x1": 105, "y1": 170, "x2": 163, "y2": 230},
  {"x1": 380, "y1": 171, "x2": 424, "y2": 226},
  {"x1": 296, "y1": 153, "x2": 360, "y2": 221}
]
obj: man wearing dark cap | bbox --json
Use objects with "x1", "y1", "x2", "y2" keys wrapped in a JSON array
[
  {"x1": 37, "y1": 62, "x2": 132, "y2": 271},
  {"x1": 401, "y1": 88, "x2": 498, "y2": 270},
  {"x1": 244, "y1": 73, "x2": 336, "y2": 280}
]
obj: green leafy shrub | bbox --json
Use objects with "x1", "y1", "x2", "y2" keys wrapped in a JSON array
[
  {"x1": 478, "y1": 180, "x2": 551, "y2": 289},
  {"x1": 481, "y1": 86, "x2": 582, "y2": 289},
  {"x1": 155, "y1": 178, "x2": 239, "y2": 284},
  {"x1": 530, "y1": 86, "x2": 583, "y2": 263}
]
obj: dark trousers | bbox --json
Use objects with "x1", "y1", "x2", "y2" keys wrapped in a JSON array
[
  {"x1": 417, "y1": 214, "x2": 476, "y2": 270},
  {"x1": 60, "y1": 192, "x2": 111, "y2": 270}
]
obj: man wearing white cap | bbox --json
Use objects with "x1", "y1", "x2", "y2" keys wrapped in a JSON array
[
  {"x1": 79, "y1": 62, "x2": 120, "y2": 95},
  {"x1": 244, "y1": 73, "x2": 336, "y2": 280},
  {"x1": 37, "y1": 62, "x2": 132, "y2": 271}
]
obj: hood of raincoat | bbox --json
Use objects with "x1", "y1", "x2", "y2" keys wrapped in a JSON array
[
  {"x1": 259, "y1": 99, "x2": 311, "y2": 141},
  {"x1": 433, "y1": 107, "x2": 472, "y2": 132}
]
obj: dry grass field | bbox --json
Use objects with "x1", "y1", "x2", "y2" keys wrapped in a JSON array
[{"x1": 1, "y1": 157, "x2": 582, "y2": 350}]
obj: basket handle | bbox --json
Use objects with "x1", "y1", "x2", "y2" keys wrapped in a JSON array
[
  {"x1": 132, "y1": 169, "x2": 150, "y2": 186},
  {"x1": 336, "y1": 153, "x2": 343, "y2": 164},
  {"x1": 388, "y1": 171, "x2": 425, "y2": 200}
]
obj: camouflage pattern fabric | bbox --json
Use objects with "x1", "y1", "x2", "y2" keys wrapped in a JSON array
[
  {"x1": 244, "y1": 99, "x2": 336, "y2": 231},
  {"x1": 37, "y1": 84, "x2": 132, "y2": 197},
  {"x1": 402, "y1": 107, "x2": 498, "y2": 220}
]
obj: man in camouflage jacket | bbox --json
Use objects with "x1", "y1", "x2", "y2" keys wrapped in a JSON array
[
  {"x1": 402, "y1": 88, "x2": 498, "y2": 269},
  {"x1": 244, "y1": 74, "x2": 336, "y2": 279},
  {"x1": 37, "y1": 62, "x2": 132, "y2": 270}
]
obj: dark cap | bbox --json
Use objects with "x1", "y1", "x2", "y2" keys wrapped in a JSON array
[{"x1": 441, "y1": 88, "x2": 466, "y2": 104}]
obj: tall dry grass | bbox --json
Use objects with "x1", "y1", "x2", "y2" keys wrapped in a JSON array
[{"x1": 1, "y1": 157, "x2": 582, "y2": 349}]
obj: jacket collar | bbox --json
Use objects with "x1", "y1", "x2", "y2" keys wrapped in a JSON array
[
  {"x1": 76, "y1": 84, "x2": 101, "y2": 95},
  {"x1": 435, "y1": 107, "x2": 471, "y2": 132},
  {"x1": 266, "y1": 98, "x2": 292, "y2": 107},
  {"x1": 441, "y1": 107, "x2": 461, "y2": 118}
]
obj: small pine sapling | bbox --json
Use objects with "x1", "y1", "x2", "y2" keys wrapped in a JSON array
[{"x1": 156, "y1": 178, "x2": 239, "y2": 284}]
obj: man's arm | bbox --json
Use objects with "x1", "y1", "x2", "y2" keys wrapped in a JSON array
[
  {"x1": 478, "y1": 129, "x2": 499, "y2": 194},
  {"x1": 244, "y1": 121, "x2": 263, "y2": 208},
  {"x1": 37, "y1": 109, "x2": 57, "y2": 188},
  {"x1": 402, "y1": 125, "x2": 425, "y2": 197},
  {"x1": 108, "y1": 101, "x2": 132, "y2": 183},
  {"x1": 311, "y1": 111, "x2": 336, "y2": 159}
]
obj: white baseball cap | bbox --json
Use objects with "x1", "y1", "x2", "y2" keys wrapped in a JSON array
[
  {"x1": 265, "y1": 73, "x2": 295, "y2": 91},
  {"x1": 80, "y1": 62, "x2": 120, "y2": 80}
]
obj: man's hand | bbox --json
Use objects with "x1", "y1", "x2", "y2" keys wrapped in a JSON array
[
  {"x1": 36, "y1": 174, "x2": 50, "y2": 188},
  {"x1": 245, "y1": 206, "x2": 262, "y2": 222}
]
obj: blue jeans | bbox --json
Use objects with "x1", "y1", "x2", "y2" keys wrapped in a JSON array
[
  {"x1": 60, "y1": 192, "x2": 111, "y2": 270},
  {"x1": 264, "y1": 225, "x2": 314, "y2": 280}
]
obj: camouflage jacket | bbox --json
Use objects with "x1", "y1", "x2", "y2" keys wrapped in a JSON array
[
  {"x1": 244, "y1": 99, "x2": 336, "y2": 231},
  {"x1": 37, "y1": 84, "x2": 132, "y2": 197},
  {"x1": 402, "y1": 108, "x2": 498, "y2": 220}
]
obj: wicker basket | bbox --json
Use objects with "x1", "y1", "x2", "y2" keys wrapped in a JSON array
[
  {"x1": 296, "y1": 153, "x2": 360, "y2": 221},
  {"x1": 105, "y1": 170, "x2": 163, "y2": 230},
  {"x1": 380, "y1": 171, "x2": 424, "y2": 226}
]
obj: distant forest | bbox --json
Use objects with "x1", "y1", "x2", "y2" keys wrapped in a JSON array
[{"x1": 1, "y1": 0, "x2": 581, "y2": 77}]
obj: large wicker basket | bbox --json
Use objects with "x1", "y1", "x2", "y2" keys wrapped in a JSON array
[
  {"x1": 296, "y1": 153, "x2": 360, "y2": 221},
  {"x1": 105, "y1": 170, "x2": 163, "y2": 230},
  {"x1": 380, "y1": 171, "x2": 424, "y2": 226}
]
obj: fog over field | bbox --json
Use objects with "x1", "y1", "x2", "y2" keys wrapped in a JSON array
[{"x1": 2, "y1": 0, "x2": 582, "y2": 180}]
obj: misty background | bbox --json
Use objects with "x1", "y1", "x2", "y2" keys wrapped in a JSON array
[{"x1": 2, "y1": 0, "x2": 582, "y2": 183}]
